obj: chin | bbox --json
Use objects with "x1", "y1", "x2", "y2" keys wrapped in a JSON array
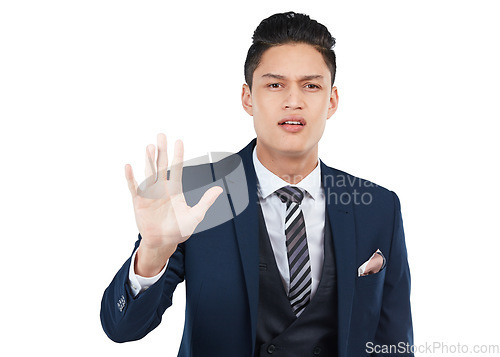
[
  {"x1": 257, "y1": 135, "x2": 314, "y2": 156},
  {"x1": 275, "y1": 143, "x2": 311, "y2": 156}
]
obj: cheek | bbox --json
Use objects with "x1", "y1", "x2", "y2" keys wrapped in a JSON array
[
  {"x1": 253, "y1": 101, "x2": 277, "y2": 125},
  {"x1": 310, "y1": 96, "x2": 331, "y2": 119},
  {"x1": 253, "y1": 102, "x2": 269, "y2": 117},
  {"x1": 253, "y1": 91, "x2": 279, "y2": 111},
  {"x1": 252, "y1": 115, "x2": 267, "y2": 134},
  {"x1": 313, "y1": 94, "x2": 331, "y2": 109}
]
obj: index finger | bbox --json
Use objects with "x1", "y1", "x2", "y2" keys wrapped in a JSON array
[
  {"x1": 156, "y1": 133, "x2": 168, "y2": 180},
  {"x1": 169, "y1": 139, "x2": 184, "y2": 196},
  {"x1": 124, "y1": 164, "x2": 138, "y2": 198}
]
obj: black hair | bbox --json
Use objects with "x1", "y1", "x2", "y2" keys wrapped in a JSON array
[{"x1": 244, "y1": 11, "x2": 336, "y2": 91}]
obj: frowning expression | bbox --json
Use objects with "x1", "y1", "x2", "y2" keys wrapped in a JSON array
[{"x1": 242, "y1": 42, "x2": 338, "y2": 159}]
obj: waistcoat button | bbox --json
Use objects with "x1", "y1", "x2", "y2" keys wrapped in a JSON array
[{"x1": 267, "y1": 344, "x2": 276, "y2": 354}]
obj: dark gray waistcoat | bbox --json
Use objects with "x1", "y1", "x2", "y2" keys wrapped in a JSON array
[{"x1": 254, "y1": 204, "x2": 339, "y2": 357}]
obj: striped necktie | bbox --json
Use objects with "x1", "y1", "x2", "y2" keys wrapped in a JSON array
[{"x1": 275, "y1": 186, "x2": 312, "y2": 317}]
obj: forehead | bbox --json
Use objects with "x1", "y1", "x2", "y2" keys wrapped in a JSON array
[{"x1": 254, "y1": 43, "x2": 330, "y2": 80}]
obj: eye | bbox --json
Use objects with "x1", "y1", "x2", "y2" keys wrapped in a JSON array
[
  {"x1": 267, "y1": 83, "x2": 282, "y2": 89},
  {"x1": 305, "y1": 84, "x2": 320, "y2": 89}
]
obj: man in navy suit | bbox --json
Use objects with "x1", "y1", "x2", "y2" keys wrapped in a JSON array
[{"x1": 101, "y1": 12, "x2": 413, "y2": 356}]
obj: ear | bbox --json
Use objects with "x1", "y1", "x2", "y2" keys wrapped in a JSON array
[
  {"x1": 326, "y1": 86, "x2": 339, "y2": 119},
  {"x1": 241, "y1": 84, "x2": 253, "y2": 116}
]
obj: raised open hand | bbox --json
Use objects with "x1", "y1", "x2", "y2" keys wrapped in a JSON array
[{"x1": 124, "y1": 133, "x2": 223, "y2": 275}]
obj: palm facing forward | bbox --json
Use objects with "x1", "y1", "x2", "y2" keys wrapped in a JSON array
[{"x1": 124, "y1": 133, "x2": 222, "y2": 276}]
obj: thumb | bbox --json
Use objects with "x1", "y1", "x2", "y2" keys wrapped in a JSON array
[{"x1": 190, "y1": 186, "x2": 223, "y2": 223}]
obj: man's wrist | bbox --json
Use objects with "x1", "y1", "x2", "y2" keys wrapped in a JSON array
[{"x1": 135, "y1": 243, "x2": 176, "y2": 277}]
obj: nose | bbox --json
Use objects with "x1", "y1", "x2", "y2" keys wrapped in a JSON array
[{"x1": 283, "y1": 84, "x2": 304, "y2": 110}]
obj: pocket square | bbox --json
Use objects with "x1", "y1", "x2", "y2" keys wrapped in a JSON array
[{"x1": 358, "y1": 249, "x2": 386, "y2": 277}]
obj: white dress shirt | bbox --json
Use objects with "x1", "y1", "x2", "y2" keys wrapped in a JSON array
[
  {"x1": 128, "y1": 147, "x2": 326, "y2": 298},
  {"x1": 252, "y1": 147, "x2": 325, "y2": 298},
  {"x1": 128, "y1": 249, "x2": 168, "y2": 296}
]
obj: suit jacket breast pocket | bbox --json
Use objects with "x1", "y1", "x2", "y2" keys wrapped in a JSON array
[
  {"x1": 350, "y1": 268, "x2": 387, "y2": 344},
  {"x1": 357, "y1": 267, "x2": 386, "y2": 289},
  {"x1": 354, "y1": 268, "x2": 386, "y2": 315}
]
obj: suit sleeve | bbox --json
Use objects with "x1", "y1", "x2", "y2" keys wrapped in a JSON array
[
  {"x1": 100, "y1": 234, "x2": 185, "y2": 343},
  {"x1": 372, "y1": 191, "x2": 414, "y2": 356}
]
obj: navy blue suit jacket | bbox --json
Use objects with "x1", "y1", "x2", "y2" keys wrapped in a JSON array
[{"x1": 101, "y1": 139, "x2": 413, "y2": 356}]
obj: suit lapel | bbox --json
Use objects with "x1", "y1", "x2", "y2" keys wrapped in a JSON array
[
  {"x1": 321, "y1": 161, "x2": 357, "y2": 356},
  {"x1": 226, "y1": 139, "x2": 260, "y2": 351},
  {"x1": 226, "y1": 141, "x2": 357, "y2": 356}
]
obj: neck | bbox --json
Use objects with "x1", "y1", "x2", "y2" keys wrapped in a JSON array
[{"x1": 255, "y1": 142, "x2": 318, "y2": 185}]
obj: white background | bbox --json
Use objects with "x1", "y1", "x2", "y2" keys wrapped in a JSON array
[{"x1": 1, "y1": 0, "x2": 499, "y2": 356}]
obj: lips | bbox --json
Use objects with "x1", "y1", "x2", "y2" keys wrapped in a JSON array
[
  {"x1": 278, "y1": 116, "x2": 306, "y2": 133},
  {"x1": 278, "y1": 116, "x2": 306, "y2": 126}
]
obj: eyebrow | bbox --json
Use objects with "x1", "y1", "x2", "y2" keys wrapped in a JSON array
[{"x1": 261, "y1": 73, "x2": 324, "y2": 81}]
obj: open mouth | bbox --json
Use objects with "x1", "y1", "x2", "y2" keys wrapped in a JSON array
[{"x1": 278, "y1": 118, "x2": 306, "y2": 126}]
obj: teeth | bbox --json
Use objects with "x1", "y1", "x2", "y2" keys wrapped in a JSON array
[{"x1": 284, "y1": 121, "x2": 302, "y2": 125}]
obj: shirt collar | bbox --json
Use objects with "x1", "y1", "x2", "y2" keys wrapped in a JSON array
[{"x1": 252, "y1": 146, "x2": 322, "y2": 200}]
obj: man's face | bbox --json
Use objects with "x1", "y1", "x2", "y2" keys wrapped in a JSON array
[{"x1": 242, "y1": 42, "x2": 338, "y2": 159}]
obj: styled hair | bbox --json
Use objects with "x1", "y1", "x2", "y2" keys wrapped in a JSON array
[{"x1": 244, "y1": 11, "x2": 336, "y2": 91}]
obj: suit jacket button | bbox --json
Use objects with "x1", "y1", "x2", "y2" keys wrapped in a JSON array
[
  {"x1": 313, "y1": 346, "x2": 322, "y2": 355},
  {"x1": 117, "y1": 295, "x2": 126, "y2": 312},
  {"x1": 267, "y1": 344, "x2": 276, "y2": 354}
]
